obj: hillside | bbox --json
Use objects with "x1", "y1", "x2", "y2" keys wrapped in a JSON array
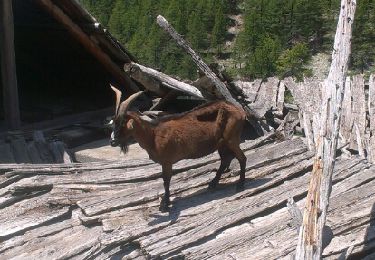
[{"x1": 79, "y1": 0, "x2": 375, "y2": 80}]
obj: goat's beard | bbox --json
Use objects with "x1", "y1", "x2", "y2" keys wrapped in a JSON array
[
  {"x1": 120, "y1": 142, "x2": 129, "y2": 154},
  {"x1": 119, "y1": 138, "x2": 132, "y2": 154}
]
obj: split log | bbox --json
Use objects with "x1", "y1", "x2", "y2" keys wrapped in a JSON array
[
  {"x1": 295, "y1": 1, "x2": 356, "y2": 259},
  {"x1": 350, "y1": 75, "x2": 366, "y2": 154},
  {"x1": 124, "y1": 62, "x2": 204, "y2": 99},
  {"x1": 367, "y1": 74, "x2": 375, "y2": 162}
]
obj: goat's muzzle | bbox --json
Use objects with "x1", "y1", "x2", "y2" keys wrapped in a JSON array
[{"x1": 110, "y1": 132, "x2": 119, "y2": 147}]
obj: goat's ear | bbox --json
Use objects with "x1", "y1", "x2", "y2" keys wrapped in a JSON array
[{"x1": 127, "y1": 119, "x2": 134, "y2": 130}]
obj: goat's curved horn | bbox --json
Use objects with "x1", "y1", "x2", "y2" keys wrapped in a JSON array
[
  {"x1": 110, "y1": 85, "x2": 122, "y2": 116},
  {"x1": 118, "y1": 91, "x2": 144, "y2": 117}
]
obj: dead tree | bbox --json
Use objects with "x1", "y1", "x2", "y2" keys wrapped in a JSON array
[
  {"x1": 295, "y1": 0, "x2": 356, "y2": 259},
  {"x1": 156, "y1": 15, "x2": 267, "y2": 135}
]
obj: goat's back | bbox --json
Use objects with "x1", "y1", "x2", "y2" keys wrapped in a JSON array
[{"x1": 152, "y1": 101, "x2": 246, "y2": 163}]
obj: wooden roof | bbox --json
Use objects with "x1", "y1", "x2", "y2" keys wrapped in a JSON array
[
  {"x1": 1, "y1": 137, "x2": 374, "y2": 259},
  {"x1": 12, "y1": 0, "x2": 138, "y2": 93}
]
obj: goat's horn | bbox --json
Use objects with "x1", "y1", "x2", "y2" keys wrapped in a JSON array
[
  {"x1": 110, "y1": 85, "x2": 122, "y2": 116},
  {"x1": 118, "y1": 91, "x2": 144, "y2": 117}
]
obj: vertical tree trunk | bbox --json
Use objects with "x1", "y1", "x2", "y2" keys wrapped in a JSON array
[
  {"x1": 0, "y1": 0, "x2": 21, "y2": 129},
  {"x1": 295, "y1": 1, "x2": 356, "y2": 259}
]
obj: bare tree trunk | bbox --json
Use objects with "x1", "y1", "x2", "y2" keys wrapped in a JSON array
[
  {"x1": 156, "y1": 15, "x2": 237, "y2": 105},
  {"x1": 156, "y1": 15, "x2": 267, "y2": 135},
  {"x1": 295, "y1": 1, "x2": 356, "y2": 259}
]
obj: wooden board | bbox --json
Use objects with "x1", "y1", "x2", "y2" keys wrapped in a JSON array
[{"x1": 0, "y1": 138, "x2": 374, "y2": 259}]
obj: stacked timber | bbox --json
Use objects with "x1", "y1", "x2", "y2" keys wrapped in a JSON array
[
  {"x1": 0, "y1": 137, "x2": 374, "y2": 259},
  {"x1": 282, "y1": 74, "x2": 375, "y2": 162}
]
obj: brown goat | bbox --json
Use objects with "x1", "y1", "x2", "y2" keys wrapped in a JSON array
[{"x1": 110, "y1": 86, "x2": 247, "y2": 211}]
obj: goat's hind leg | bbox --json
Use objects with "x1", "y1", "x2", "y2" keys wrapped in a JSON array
[
  {"x1": 228, "y1": 144, "x2": 247, "y2": 191},
  {"x1": 160, "y1": 164, "x2": 172, "y2": 212},
  {"x1": 209, "y1": 147, "x2": 234, "y2": 189}
]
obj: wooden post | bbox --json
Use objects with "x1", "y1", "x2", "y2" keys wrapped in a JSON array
[
  {"x1": 295, "y1": 0, "x2": 356, "y2": 259},
  {"x1": 0, "y1": 0, "x2": 21, "y2": 129}
]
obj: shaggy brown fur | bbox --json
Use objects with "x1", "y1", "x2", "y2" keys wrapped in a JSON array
[{"x1": 111, "y1": 99, "x2": 247, "y2": 211}]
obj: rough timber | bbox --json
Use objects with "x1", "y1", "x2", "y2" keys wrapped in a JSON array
[{"x1": 0, "y1": 137, "x2": 374, "y2": 259}]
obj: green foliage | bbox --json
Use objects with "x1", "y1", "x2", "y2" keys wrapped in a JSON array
[
  {"x1": 80, "y1": 0, "x2": 375, "y2": 80},
  {"x1": 351, "y1": 0, "x2": 375, "y2": 73},
  {"x1": 276, "y1": 43, "x2": 310, "y2": 80},
  {"x1": 236, "y1": 0, "x2": 325, "y2": 79},
  {"x1": 80, "y1": 0, "x2": 229, "y2": 80},
  {"x1": 245, "y1": 36, "x2": 281, "y2": 78}
]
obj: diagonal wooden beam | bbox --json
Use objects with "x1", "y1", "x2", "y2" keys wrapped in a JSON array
[{"x1": 35, "y1": 0, "x2": 138, "y2": 93}]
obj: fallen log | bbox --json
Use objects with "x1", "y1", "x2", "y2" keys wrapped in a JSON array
[
  {"x1": 124, "y1": 62, "x2": 204, "y2": 99},
  {"x1": 156, "y1": 15, "x2": 268, "y2": 135}
]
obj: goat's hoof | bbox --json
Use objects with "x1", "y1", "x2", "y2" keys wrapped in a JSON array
[
  {"x1": 208, "y1": 181, "x2": 218, "y2": 190},
  {"x1": 159, "y1": 199, "x2": 170, "y2": 212},
  {"x1": 159, "y1": 204, "x2": 170, "y2": 212},
  {"x1": 236, "y1": 182, "x2": 245, "y2": 192}
]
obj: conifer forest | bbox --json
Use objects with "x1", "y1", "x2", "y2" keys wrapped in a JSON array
[{"x1": 79, "y1": 0, "x2": 374, "y2": 80}]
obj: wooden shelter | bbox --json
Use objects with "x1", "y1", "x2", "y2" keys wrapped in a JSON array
[{"x1": 0, "y1": 0, "x2": 138, "y2": 130}]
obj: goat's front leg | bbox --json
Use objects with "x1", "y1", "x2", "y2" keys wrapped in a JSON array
[{"x1": 160, "y1": 164, "x2": 172, "y2": 212}]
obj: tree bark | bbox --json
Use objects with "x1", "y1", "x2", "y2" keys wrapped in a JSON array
[{"x1": 295, "y1": 1, "x2": 356, "y2": 259}]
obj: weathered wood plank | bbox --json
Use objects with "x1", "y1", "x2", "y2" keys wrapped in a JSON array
[
  {"x1": 233, "y1": 79, "x2": 262, "y2": 103},
  {"x1": 180, "y1": 161, "x2": 373, "y2": 260},
  {"x1": 340, "y1": 76, "x2": 353, "y2": 144},
  {"x1": 0, "y1": 195, "x2": 70, "y2": 238},
  {"x1": 367, "y1": 74, "x2": 375, "y2": 162},
  {"x1": 350, "y1": 74, "x2": 366, "y2": 153},
  {"x1": 248, "y1": 77, "x2": 280, "y2": 117},
  {"x1": 137, "y1": 157, "x2": 365, "y2": 258},
  {"x1": 77, "y1": 139, "x2": 307, "y2": 216},
  {"x1": 1, "y1": 225, "x2": 102, "y2": 260},
  {"x1": 101, "y1": 151, "x2": 314, "y2": 232}
]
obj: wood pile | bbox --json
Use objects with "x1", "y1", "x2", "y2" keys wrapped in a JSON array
[
  {"x1": 283, "y1": 74, "x2": 375, "y2": 161},
  {"x1": 0, "y1": 137, "x2": 374, "y2": 259}
]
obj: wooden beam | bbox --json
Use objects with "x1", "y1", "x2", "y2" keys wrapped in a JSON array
[
  {"x1": 124, "y1": 62, "x2": 204, "y2": 99},
  {"x1": 0, "y1": 0, "x2": 21, "y2": 130},
  {"x1": 295, "y1": 0, "x2": 356, "y2": 259},
  {"x1": 35, "y1": 0, "x2": 139, "y2": 93}
]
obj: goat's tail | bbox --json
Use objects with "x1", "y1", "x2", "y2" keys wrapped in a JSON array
[{"x1": 215, "y1": 108, "x2": 228, "y2": 141}]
